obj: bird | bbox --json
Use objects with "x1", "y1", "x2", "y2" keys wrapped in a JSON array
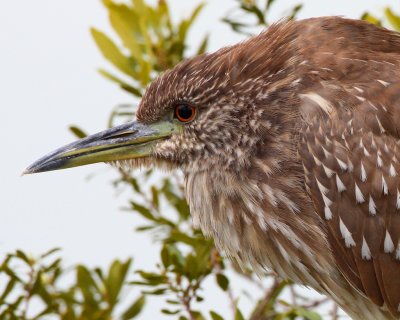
[{"x1": 24, "y1": 16, "x2": 400, "y2": 319}]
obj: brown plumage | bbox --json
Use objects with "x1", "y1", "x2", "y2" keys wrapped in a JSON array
[{"x1": 25, "y1": 17, "x2": 400, "y2": 319}]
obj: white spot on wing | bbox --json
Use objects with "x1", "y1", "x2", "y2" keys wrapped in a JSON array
[
  {"x1": 316, "y1": 178, "x2": 329, "y2": 195},
  {"x1": 354, "y1": 86, "x2": 363, "y2": 93},
  {"x1": 371, "y1": 137, "x2": 377, "y2": 149},
  {"x1": 377, "y1": 79, "x2": 390, "y2": 87},
  {"x1": 336, "y1": 175, "x2": 346, "y2": 192},
  {"x1": 322, "y1": 193, "x2": 333, "y2": 207},
  {"x1": 375, "y1": 115, "x2": 385, "y2": 133},
  {"x1": 377, "y1": 152, "x2": 383, "y2": 168},
  {"x1": 359, "y1": 138, "x2": 364, "y2": 149},
  {"x1": 324, "y1": 206, "x2": 333, "y2": 220},
  {"x1": 382, "y1": 175, "x2": 388, "y2": 195},
  {"x1": 347, "y1": 159, "x2": 354, "y2": 172},
  {"x1": 322, "y1": 164, "x2": 335, "y2": 177},
  {"x1": 396, "y1": 243, "x2": 400, "y2": 260},
  {"x1": 361, "y1": 237, "x2": 372, "y2": 260},
  {"x1": 339, "y1": 218, "x2": 356, "y2": 247},
  {"x1": 355, "y1": 183, "x2": 365, "y2": 203},
  {"x1": 360, "y1": 162, "x2": 367, "y2": 182},
  {"x1": 389, "y1": 163, "x2": 397, "y2": 177},
  {"x1": 369, "y1": 195, "x2": 377, "y2": 215},
  {"x1": 384, "y1": 230, "x2": 395, "y2": 253},
  {"x1": 321, "y1": 146, "x2": 331, "y2": 158},
  {"x1": 312, "y1": 154, "x2": 322, "y2": 166},
  {"x1": 336, "y1": 157, "x2": 348, "y2": 171},
  {"x1": 397, "y1": 189, "x2": 400, "y2": 210},
  {"x1": 384, "y1": 143, "x2": 389, "y2": 153}
]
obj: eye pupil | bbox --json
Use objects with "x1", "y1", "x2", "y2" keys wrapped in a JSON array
[{"x1": 175, "y1": 104, "x2": 196, "y2": 122}]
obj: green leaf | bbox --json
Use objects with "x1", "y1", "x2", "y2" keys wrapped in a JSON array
[
  {"x1": 69, "y1": 126, "x2": 87, "y2": 139},
  {"x1": 135, "y1": 271, "x2": 167, "y2": 286},
  {"x1": 94, "y1": 267, "x2": 105, "y2": 283},
  {"x1": 108, "y1": 6, "x2": 142, "y2": 60},
  {"x1": 106, "y1": 258, "x2": 132, "y2": 306},
  {"x1": 91, "y1": 28, "x2": 136, "y2": 78},
  {"x1": 39, "y1": 247, "x2": 61, "y2": 259},
  {"x1": 287, "y1": 4, "x2": 302, "y2": 20},
  {"x1": 240, "y1": 3, "x2": 265, "y2": 25},
  {"x1": 131, "y1": 0, "x2": 147, "y2": 15},
  {"x1": 166, "y1": 299, "x2": 180, "y2": 305},
  {"x1": 266, "y1": 0, "x2": 275, "y2": 10},
  {"x1": 161, "y1": 308, "x2": 180, "y2": 315},
  {"x1": 167, "y1": 245, "x2": 185, "y2": 269},
  {"x1": 15, "y1": 250, "x2": 31, "y2": 265},
  {"x1": 385, "y1": 7, "x2": 400, "y2": 31},
  {"x1": 98, "y1": 69, "x2": 142, "y2": 97},
  {"x1": 76, "y1": 265, "x2": 99, "y2": 307},
  {"x1": 185, "y1": 254, "x2": 198, "y2": 280},
  {"x1": 210, "y1": 311, "x2": 224, "y2": 320},
  {"x1": 143, "y1": 288, "x2": 167, "y2": 295},
  {"x1": 121, "y1": 295, "x2": 145, "y2": 319},
  {"x1": 187, "y1": 3, "x2": 205, "y2": 29},
  {"x1": 169, "y1": 231, "x2": 198, "y2": 247},
  {"x1": 178, "y1": 3, "x2": 205, "y2": 43},
  {"x1": 31, "y1": 271, "x2": 53, "y2": 306},
  {"x1": 136, "y1": 18, "x2": 153, "y2": 84},
  {"x1": 234, "y1": 308, "x2": 245, "y2": 320},
  {"x1": 161, "y1": 245, "x2": 170, "y2": 268},
  {"x1": 361, "y1": 13, "x2": 382, "y2": 26},
  {"x1": 216, "y1": 273, "x2": 229, "y2": 291},
  {"x1": 151, "y1": 186, "x2": 159, "y2": 209},
  {"x1": 43, "y1": 258, "x2": 61, "y2": 272},
  {"x1": 161, "y1": 180, "x2": 190, "y2": 218},
  {"x1": 196, "y1": 35, "x2": 208, "y2": 55},
  {"x1": 292, "y1": 307, "x2": 323, "y2": 320},
  {"x1": 135, "y1": 225, "x2": 155, "y2": 232},
  {"x1": 1, "y1": 264, "x2": 23, "y2": 282},
  {"x1": 131, "y1": 202, "x2": 157, "y2": 221},
  {"x1": 0, "y1": 278, "x2": 16, "y2": 302}
]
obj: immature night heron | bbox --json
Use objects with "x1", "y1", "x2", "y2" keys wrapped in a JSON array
[{"x1": 25, "y1": 17, "x2": 400, "y2": 319}]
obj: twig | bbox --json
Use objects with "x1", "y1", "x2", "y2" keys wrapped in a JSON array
[{"x1": 249, "y1": 278, "x2": 287, "y2": 320}]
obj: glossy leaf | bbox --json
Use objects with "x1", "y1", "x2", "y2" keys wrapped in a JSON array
[
  {"x1": 69, "y1": 126, "x2": 87, "y2": 139},
  {"x1": 234, "y1": 308, "x2": 245, "y2": 320},
  {"x1": 91, "y1": 28, "x2": 136, "y2": 78},
  {"x1": 385, "y1": 7, "x2": 400, "y2": 31},
  {"x1": 106, "y1": 258, "x2": 132, "y2": 306},
  {"x1": 361, "y1": 13, "x2": 382, "y2": 26},
  {"x1": 210, "y1": 311, "x2": 224, "y2": 320},
  {"x1": 121, "y1": 295, "x2": 145, "y2": 319},
  {"x1": 216, "y1": 273, "x2": 229, "y2": 291}
]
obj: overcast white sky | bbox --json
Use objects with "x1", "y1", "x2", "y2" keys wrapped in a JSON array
[{"x1": 1, "y1": 0, "x2": 400, "y2": 319}]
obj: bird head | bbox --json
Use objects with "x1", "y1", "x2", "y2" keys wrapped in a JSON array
[{"x1": 24, "y1": 22, "x2": 299, "y2": 177}]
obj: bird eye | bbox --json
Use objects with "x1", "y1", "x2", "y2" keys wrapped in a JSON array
[{"x1": 174, "y1": 104, "x2": 196, "y2": 123}]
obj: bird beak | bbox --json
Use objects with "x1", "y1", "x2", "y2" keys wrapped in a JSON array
[{"x1": 23, "y1": 120, "x2": 175, "y2": 174}]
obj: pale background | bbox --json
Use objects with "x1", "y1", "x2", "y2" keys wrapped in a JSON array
[{"x1": 1, "y1": 0, "x2": 399, "y2": 319}]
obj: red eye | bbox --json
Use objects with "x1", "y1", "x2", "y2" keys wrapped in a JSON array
[{"x1": 174, "y1": 104, "x2": 196, "y2": 122}]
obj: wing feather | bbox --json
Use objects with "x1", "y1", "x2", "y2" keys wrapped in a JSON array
[{"x1": 299, "y1": 84, "x2": 400, "y2": 317}]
